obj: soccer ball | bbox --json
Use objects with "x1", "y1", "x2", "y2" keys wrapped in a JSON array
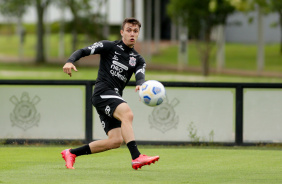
[{"x1": 139, "y1": 80, "x2": 166, "y2": 107}]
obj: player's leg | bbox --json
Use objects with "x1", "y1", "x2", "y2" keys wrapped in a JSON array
[
  {"x1": 61, "y1": 128, "x2": 123, "y2": 169},
  {"x1": 113, "y1": 102, "x2": 160, "y2": 170},
  {"x1": 113, "y1": 102, "x2": 135, "y2": 143},
  {"x1": 88, "y1": 128, "x2": 123, "y2": 153},
  {"x1": 61, "y1": 115, "x2": 123, "y2": 169}
]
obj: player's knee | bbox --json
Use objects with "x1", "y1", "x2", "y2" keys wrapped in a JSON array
[
  {"x1": 121, "y1": 108, "x2": 134, "y2": 122},
  {"x1": 119, "y1": 110, "x2": 134, "y2": 124},
  {"x1": 114, "y1": 103, "x2": 134, "y2": 123},
  {"x1": 126, "y1": 111, "x2": 134, "y2": 122},
  {"x1": 110, "y1": 138, "x2": 123, "y2": 149}
]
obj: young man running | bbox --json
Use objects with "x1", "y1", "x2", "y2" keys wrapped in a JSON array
[{"x1": 61, "y1": 18, "x2": 159, "y2": 170}]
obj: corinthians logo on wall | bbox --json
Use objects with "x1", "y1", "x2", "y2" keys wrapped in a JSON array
[
  {"x1": 149, "y1": 97, "x2": 179, "y2": 133},
  {"x1": 10, "y1": 92, "x2": 41, "y2": 131}
]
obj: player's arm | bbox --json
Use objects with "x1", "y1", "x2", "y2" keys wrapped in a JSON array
[
  {"x1": 134, "y1": 56, "x2": 146, "y2": 92},
  {"x1": 63, "y1": 40, "x2": 112, "y2": 77},
  {"x1": 63, "y1": 62, "x2": 77, "y2": 77},
  {"x1": 62, "y1": 46, "x2": 92, "y2": 77}
]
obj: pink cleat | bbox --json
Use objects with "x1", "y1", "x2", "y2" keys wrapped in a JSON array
[
  {"x1": 61, "y1": 149, "x2": 76, "y2": 169},
  {"x1": 131, "y1": 154, "x2": 159, "y2": 170}
]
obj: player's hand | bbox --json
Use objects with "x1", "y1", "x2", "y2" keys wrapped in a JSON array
[
  {"x1": 135, "y1": 85, "x2": 141, "y2": 101},
  {"x1": 63, "y1": 62, "x2": 78, "y2": 77},
  {"x1": 135, "y1": 85, "x2": 141, "y2": 92}
]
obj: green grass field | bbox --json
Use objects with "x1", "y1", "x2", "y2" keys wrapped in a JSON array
[
  {"x1": 0, "y1": 34, "x2": 282, "y2": 72},
  {"x1": 151, "y1": 43, "x2": 282, "y2": 72},
  {"x1": 1, "y1": 33, "x2": 282, "y2": 82},
  {"x1": 1, "y1": 34, "x2": 282, "y2": 184},
  {"x1": 2, "y1": 62, "x2": 282, "y2": 83},
  {"x1": 0, "y1": 146, "x2": 281, "y2": 184}
]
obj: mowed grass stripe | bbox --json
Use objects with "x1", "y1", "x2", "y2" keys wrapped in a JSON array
[{"x1": 0, "y1": 146, "x2": 281, "y2": 184}]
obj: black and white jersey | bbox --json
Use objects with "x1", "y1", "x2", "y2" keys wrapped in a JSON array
[{"x1": 67, "y1": 40, "x2": 146, "y2": 96}]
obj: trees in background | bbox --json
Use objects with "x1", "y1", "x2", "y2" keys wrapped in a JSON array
[
  {"x1": 0, "y1": 0, "x2": 280, "y2": 68},
  {"x1": 167, "y1": 0, "x2": 235, "y2": 76},
  {"x1": 231, "y1": 0, "x2": 281, "y2": 54},
  {"x1": 0, "y1": 0, "x2": 51, "y2": 64},
  {"x1": 63, "y1": 0, "x2": 107, "y2": 52},
  {"x1": 229, "y1": 0, "x2": 281, "y2": 73},
  {"x1": 0, "y1": 0, "x2": 30, "y2": 60},
  {"x1": 232, "y1": 0, "x2": 269, "y2": 73},
  {"x1": 53, "y1": 0, "x2": 107, "y2": 58},
  {"x1": 167, "y1": 0, "x2": 281, "y2": 76},
  {"x1": 63, "y1": 0, "x2": 93, "y2": 52},
  {"x1": 35, "y1": 0, "x2": 51, "y2": 63},
  {"x1": 0, "y1": 0, "x2": 106, "y2": 63},
  {"x1": 269, "y1": 0, "x2": 282, "y2": 54}
]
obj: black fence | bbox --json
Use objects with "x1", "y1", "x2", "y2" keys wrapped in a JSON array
[{"x1": 1, "y1": 80, "x2": 282, "y2": 145}]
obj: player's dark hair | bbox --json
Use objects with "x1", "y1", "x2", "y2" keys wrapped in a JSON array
[{"x1": 121, "y1": 18, "x2": 141, "y2": 30}]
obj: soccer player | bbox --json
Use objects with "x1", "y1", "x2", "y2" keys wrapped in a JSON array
[{"x1": 61, "y1": 18, "x2": 159, "y2": 170}]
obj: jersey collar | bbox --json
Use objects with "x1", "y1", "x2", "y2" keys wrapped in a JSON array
[{"x1": 120, "y1": 40, "x2": 134, "y2": 52}]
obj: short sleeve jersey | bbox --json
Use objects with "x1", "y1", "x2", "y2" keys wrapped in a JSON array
[{"x1": 67, "y1": 40, "x2": 146, "y2": 96}]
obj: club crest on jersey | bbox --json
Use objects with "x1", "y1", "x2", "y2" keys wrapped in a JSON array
[{"x1": 129, "y1": 57, "x2": 136, "y2": 66}]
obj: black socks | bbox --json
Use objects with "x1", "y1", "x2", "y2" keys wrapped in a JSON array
[
  {"x1": 69, "y1": 141, "x2": 140, "y2": 159},
  {"x1": 127, "y1": 141, "x2": 141, "y2": 160},
  {"x1": 70, "y1": 144, "x2": 92, "y2": 156}
]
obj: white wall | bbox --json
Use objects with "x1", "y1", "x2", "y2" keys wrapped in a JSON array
[{"x1": 226, "y1": 11, "x2": 280, "y2": 43}]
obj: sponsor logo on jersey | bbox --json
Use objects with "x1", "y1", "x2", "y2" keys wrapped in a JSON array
[
  {"x1": 112, "y1": 55, "x2": 118, "y2": 60},
  {"x1": 117, "y1": 45, "x2": 124, "y2": 51},
  {"x1": 115, "y1": 51, "x2": 121, "y2": 55},
  {"x1": 136, "y1": 63, "x2": 146, "y2": 75},
  {"x1": 110, "y1": 61, "x2": 128, "y2": 82},
  {"x1": 129, "y1": 57, "x2": 136, "y2": 66},
  {"x1": 129, "y1": 52, "x2": 137, "y2": 57},
  {"x1": 88, "y1": 42, "x2": 103, "y2": 54},
  {"x1": 112, "y1": 61, "x2": 128, "y2": 70}
]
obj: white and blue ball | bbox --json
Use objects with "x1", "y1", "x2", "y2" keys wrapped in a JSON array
[{"x1": 139, "y1": 80, "x2": 166, "y2": 107}]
